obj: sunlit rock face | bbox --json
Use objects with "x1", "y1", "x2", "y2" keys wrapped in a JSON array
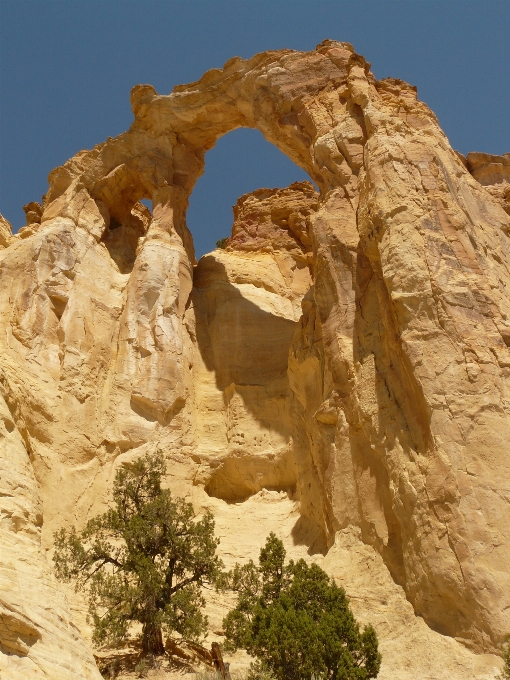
[
  {"x1": 465, "y1": 152, "x2": 510, "y2": 216},
  {"x1": 0, "y1": 40, "x2": 509, "y2": 679}
]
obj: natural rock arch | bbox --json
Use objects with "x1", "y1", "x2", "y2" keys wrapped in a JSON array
[
  {"x1": 38, "y1": 40, "x2": 371, "y2": 442},
  {"x1": 1, "y1": 40, "x2": 510, "y2": 678},
  {"x1": 42, "y1": 41, "x2": 367, "y2": 256},
  {"x1": 186, "y1": 127, "x2": 314, "y2": 258}
]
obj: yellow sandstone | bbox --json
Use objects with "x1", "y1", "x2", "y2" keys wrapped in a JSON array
[{"x1": 0, "y1": 41, "x2": 508, "y2": 679}]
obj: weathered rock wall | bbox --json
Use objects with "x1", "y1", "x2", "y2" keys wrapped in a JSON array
[
  {"x1": 191, "y1": 184, "x2": 314, "y2": 504},
  {"x1": 0, "y1": 41, "x2": 509, "y2": 679}
]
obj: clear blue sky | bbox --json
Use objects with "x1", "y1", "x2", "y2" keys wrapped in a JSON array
[{"x1": 1, "y1": 0, "x2": 509, "y2": 257}]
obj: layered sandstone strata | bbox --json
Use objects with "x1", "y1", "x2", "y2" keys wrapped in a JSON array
[{"x1": 0, "y1": 41, "x2": 509, "y2": 679}]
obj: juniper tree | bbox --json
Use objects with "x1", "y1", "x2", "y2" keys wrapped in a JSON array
[
  {"x1": 222, "y1": 533, "x2": 381, "y2": 680},
  {"x1": 53, "y1": 451, "x2": 223, "y2": 656}
]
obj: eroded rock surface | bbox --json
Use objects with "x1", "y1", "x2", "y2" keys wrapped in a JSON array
[
  {"x1": 191, "y1": 183, "x2": 315, "y2": 504},
  {"x1": 467, "y1": 152, "x2": 510, "y2": 216},
  {"x1": 0, "y1": 41, "x2": 509, "y2": 679},
  {"x1": 0, "y1": 213, "x2": 13, "y2": 249}
]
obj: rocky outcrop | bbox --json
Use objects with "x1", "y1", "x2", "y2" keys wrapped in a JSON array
[
  {"x1": 0, "y1": 213, "x2": 13, "y2": 248},
  {"x1": 0, "y1": 41, "x2": 509, "y2": 679},
  {"x1": 466, "y1": 152, "x2": 510, "y2": 216}
]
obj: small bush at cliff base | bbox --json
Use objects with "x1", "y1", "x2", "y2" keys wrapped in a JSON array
[
  {"x1": 53, "y1": 451, "x2": 223, "y2": 656},
  {"x1": 500, "y1": 640, "x2": 510, "y2": 680},
  {"x1": 221, "y1": 533, "x2": 381, "y2": 680},
  {"x1": 216, "y1": 237, "x2": 229, "y2": 249}
]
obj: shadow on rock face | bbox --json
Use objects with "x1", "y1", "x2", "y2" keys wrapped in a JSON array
[
  {"x1": 193, "y1": 256, "x2": 298, "y2": 394},
  {"x1": 192, "y1": 256, "x2": 300, "y2": 497}
]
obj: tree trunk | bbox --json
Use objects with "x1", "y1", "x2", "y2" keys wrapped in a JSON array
[
  {"x1": 142, "y1": 622, "x2": 165, "y2": 656},
  {"x1": 211, "y1": 642, "x2": 229, "y2": 678}
]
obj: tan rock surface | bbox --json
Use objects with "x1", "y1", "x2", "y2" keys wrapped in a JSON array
[
  {"x1": 0, "y1": 41, "x2": 509, "y2": 678},
  {"x1": 0, "y1": 373, "x2": 101, "y2": 678},
  {"x1": 0, "y1": 213, "x2": 14, "y2": 248},
  {"x1": 467, "y1": 152, "x2": 510, "y2": 216}
]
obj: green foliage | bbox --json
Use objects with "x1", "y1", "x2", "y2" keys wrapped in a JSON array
[
  {"x1": 245, "y1": 661, "x2": 277, "y2": 680},
  {"x1": 134, "y1": 657, "x2": 152, "y2": 678},
  {"x1": 222, "y1": 533, "x2": 381, "y2": 680},
  {"x1": 500, "y1": 640, "x2": 510, "y2": 680},
  {"x1": 216, "y1": 237, "x2": 229, "y2": 249},
  {"x1": 53, "y1": 451, "x2": 223, "y2": 655},
  {"x1": 100, "y1": 657, "x2": 121, "y2": 679},
  {"x1": 193, "y1": 670, "x2": 273, "y2": 680}
]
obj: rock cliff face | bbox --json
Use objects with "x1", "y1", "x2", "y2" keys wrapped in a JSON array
[{"x1": 0, "y1": 41, "x2": 509, "y2": 679}]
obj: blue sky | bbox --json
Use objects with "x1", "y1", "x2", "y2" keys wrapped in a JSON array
[{"x1": 1, "y1": 0, "x2": 509, "y2": 257}]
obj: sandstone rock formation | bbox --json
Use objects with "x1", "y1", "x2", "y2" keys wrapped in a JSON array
[
  {"x1": 466, "y1": 152, "x2": 510, "y2": 216},
  {"x1": 0, "y1": 213, "x2": 13, "y2": 248},
  {"x1": 0, "y1": 41, "x2": 509, "y2": 679}
]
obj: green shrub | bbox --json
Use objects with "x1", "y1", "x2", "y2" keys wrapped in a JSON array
[
  {"x1": 500, "y1": 640, "x2": 510, "y2": 680},
  {"x1": 245, "y1": 661, "x2": 277, "y2": 680},
  {"x1": 216, "y1": 238, "x2": 229, "y2": 249},
  {"x1": 222, "y1": 533, "x2": 381, "y2": 680},
  {"x1": 53, "y1": 451, "x2": 223, "y2": 656}
]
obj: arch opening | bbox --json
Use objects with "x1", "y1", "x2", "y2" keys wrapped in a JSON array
[
  {"x1": 188, "y1": 131, "x2": 321, "y2": 535},
  {"x1": 185, "y1": 127, "x2": 315, "y2": 258}
]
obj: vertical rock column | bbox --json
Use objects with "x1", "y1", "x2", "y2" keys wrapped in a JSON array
[
  {"x1": 124, "y1": 184, "x2": 194, "y2": 422},
  {"x1": 0, "y1": 382, "x2": 101, "y2": 679},
  {"x1": 350, "y1": 65, "x2": 510, "y2": 647},
  {"x1": 116, "y1": 136, "x2": 201, "y2": 425}
]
